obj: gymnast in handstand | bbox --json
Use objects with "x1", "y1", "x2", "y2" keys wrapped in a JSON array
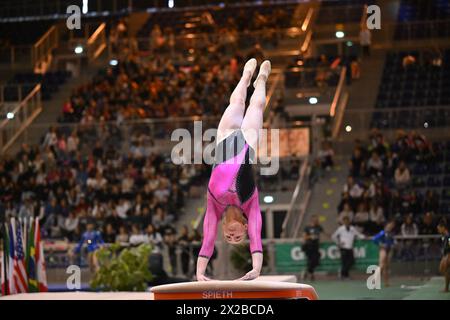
[{"x1": 196, "y1": 58, "x2": 271, "y2": 281}]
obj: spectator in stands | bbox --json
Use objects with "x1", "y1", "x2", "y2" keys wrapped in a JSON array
[
  {"x1": 351, "y1": 58, "x2": 361, "y2": 80},
  {"x1": 354, "y1": 202, "x2": 370, "y2": 233},
  {"x1": 401, "y1": 214, "x2": 419, "y2": 237},
  {"x1": 177, "y1": 225, "x2": 192, "y2": 275},
  {"x1": 349, "y1": 147, "x2": 365, "y2": 177},
  {"x1": 400, "y1": 214, "x2": 418, "y2": 261},
  {"x1": 367, "y1": 151, "x2": 384, "y2": 177},
  {"x1": 116, "y1": 225, "x2": 129, "y2": 245},
  {"x1": 164, "y1": 228, "x2": 178, "y2": 275},
  {"x1": 394, "y1": 161, "x2": 411, "y2": 189},
  {"x1": 62, "y1": 212, "x2": 79, "y2": 241},
  {"x1": 343, "y1": 176, "x2": 364, "y2": 208},
  {"x1": 129, "y1": 224, "x2": 147, "y2": 246},
  {"x1": 332, "y1": 216, "x2": 366, "y2": 279},
  {"x1": 369, "y1": 203, "x2": 386, "y2": 234},
  {"x1": 359, "y1": 25, "x2": 372, "y2": 57},
  {"x1": 103, "y1": 223, "x2": 116, "y2": 243},
  {"x1": 338, "y1": 202, "x2": 354, "y2": 225},
  {"x1": 247, "y1": 43, "x2": 265, "y2": 64},
  {"x1": 318, "y1": 141, "x2": 335, "y2": 171},
  {"x1": 402, "y1": 54, "x2": 416, "y2": 69},
  {"x1": 420, "y1": 212, "x2": 436, "y2": 235},
  {"x1": 423, "y1": 190, "x2": 439, "y2": 214},
  {"x1": 302, "y1": 215, "x2": 324, "y2": 281},
  {"x1": 153, "y1": 207, "x2": 173, "y2": 234},
  {"x1": 145, "y1": 223, "x2": 163, "y2": 250}
]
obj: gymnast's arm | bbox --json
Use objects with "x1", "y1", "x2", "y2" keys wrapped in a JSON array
[
  {"x1": 239, "y1": 194, "x2": 263, "y2": 281},
  {"x1": 196, "y1": 198, "x2": 218, "y2": 281}
]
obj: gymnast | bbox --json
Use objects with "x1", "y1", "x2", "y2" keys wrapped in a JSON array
[{"x1": 196, "y1": 58, "x2": 271, "y2": 281}]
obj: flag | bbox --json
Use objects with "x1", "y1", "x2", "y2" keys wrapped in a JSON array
[
  {"x1": 8, "y1": 220, "x2": 16, "y2": 294},
  {"x1": 26, "y1": 217, "x2": 38, "y2": 292},
  {"x1": 1, "y1": 248, "x2": 5, "y2": 296},
  {"x1": 13, "y1": 220, "x2": 28, "y2": 293},
  {"x1": 1, "y1": 223, "x2": 8, "y2": 296},
  {"x1": 35, "y1": 219, "x2": 47, "y2": 292}
]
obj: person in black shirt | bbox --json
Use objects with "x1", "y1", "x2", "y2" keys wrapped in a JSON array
[
  {"x1": 103, "y1": 223, "x2": 117, "y2": 243},
  {"x1": 437, "y1": 222, "x2": 450, "y2": 292},
  {"x1": 302, "y1": 215, "x2": 324, "y2": 281}
]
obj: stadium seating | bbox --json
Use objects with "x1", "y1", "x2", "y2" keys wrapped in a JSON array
[
  {"x1": 316, "y1": 0, "x2": 367, "y2": 24},
  {"x1": 395, "y1": 0, "x2": 450, "y2": 39},
  {"x1": 371, "y1": 49, "x2": 450, "y2": 129},
  {"x1": 137, "y1": 2, "x2": 297, "y2": 37}
]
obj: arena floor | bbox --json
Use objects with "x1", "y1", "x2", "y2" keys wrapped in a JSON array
[
  {"x1": 312, "y1": 277, "x2": 449, "y2": 300},
  {"x1": 1, "y1": 276, "x2": 448, "y2": 300}
]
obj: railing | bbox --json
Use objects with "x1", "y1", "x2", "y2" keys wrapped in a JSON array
[
  {"x1": 0, "y1": 84, "x2": 42, "y2": 154},
  {"x1": 0, "y1": 0, "x2": 307, "y2": 19},
  {"x1": 280, "y1": 159, "x2": 310, "y2": 238},
  {"x1": 87, "y1": 23, "x2": 107, "y2": 62},
  {"x1": 40, "y1": 232, "x2": 444, "y2": 283},
  {"x1": 375, "y1": 20, "x2": 450, "y2": 46},
  {"x1": 329, "y1": 66, "x2": 348, "y2": 138},
  {"x1": 340, "y1": 105, "x2": 450, "y2": 140},
  {"x1": 109, "y1": 23, "x2": 308, "y2": 59},
  {"x1": 32, "y1": 25, "x2": 59, "y2": 73}
]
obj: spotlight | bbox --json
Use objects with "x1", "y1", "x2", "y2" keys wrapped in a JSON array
[
  {"x1": 345, "y1": 125, "x2": 352, "y2": 132},
  {"x1": 6, "y1": 112, "x2": 14, "y2": 119},
  {"x1": 423, "y1": 122, "x2": 429, "y2": 128},
  {"x1": 309, "y1": 97, "x2": 318, "y2": 104},
  {"x1": 168, "y1": 0, "x2": 174, "y2": 8},
  {"x1": 74, "y1": 46, "x2": 83, "y2": 54},
  {"x1": 109, "y1": 59, "x2": 118, "y2": 66},
  {"x1": 335, "y1": 31, "x2": 345, "y2": 38},
  {"x1": 263, "y1": 195, "x2": 274, "y2": 204}
]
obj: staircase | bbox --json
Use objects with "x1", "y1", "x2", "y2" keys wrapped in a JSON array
[
  {"x1": 303, "y1": 157, "x2": 349, "y2": 239},
  {"x1": 8, "y1": 55, "x2": 108, "y2": 155}
]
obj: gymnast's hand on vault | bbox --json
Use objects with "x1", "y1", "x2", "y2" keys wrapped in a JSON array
[
  {"x1": 237, "y1": 269, "x2": 260, "y2": 281},
  {"x1": 196, "y1": 273, "x2": 212, "y2": 281}
]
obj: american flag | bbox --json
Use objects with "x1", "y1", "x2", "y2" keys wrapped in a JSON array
[{"x1": 13, "y1": 224, "x2": 28, "y2": 293}]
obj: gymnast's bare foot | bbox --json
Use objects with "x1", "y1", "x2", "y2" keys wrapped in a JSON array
[
  {"x1": 253, "y1": 60, "x2": 271, "y2": 88},
  {"x1": 243, "y1": 58, "x2": 257, "y2": 85}
]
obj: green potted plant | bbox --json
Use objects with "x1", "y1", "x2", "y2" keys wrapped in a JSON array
[{"x1": 91, "y1": 243, "x2": 153, "y2": 291}]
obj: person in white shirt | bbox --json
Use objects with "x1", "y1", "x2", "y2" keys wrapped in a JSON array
[
  {"x1": 394, "y1": 161, "x2": 411, "y2": 189},
  {"x1": 400, "y1": 214, "x2": 419, "y2": 260},
  {"x1": 343, "y1": 176, "x2": 364, "y2": 200},
  {"x1": 338, "y1": 203, "x2": 354, "y2": 225},
  {"x1": 129, "y1": 224, "x2": 147, "y2": 246},
  {"x1": 332, "y1": 216, "x2": 366, "y2": 279}
]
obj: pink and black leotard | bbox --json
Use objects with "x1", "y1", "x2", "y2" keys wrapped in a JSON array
[{"x1": 199, "y1": 129, "x2": 263, "y2": 259}]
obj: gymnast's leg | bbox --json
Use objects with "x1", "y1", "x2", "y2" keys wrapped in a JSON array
[
  {"x1": 216, "y1": 58, "x2": 257, "y2": 144},
  {"x1": 241, "y1": 60, "x2": 271, "y2": 151}
]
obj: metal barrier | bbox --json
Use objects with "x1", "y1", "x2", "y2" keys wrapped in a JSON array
[
  {"x1": 0, "y1": 84, "x2": 42, "y2": 154},
  {"x1": 340, "y1": 105, "x2": 450, "y2": 140},
  {"x1": 280, "y1": 159, "x2": 311, "y2": 238},
  {"x1": 391, "y1": 235, "x2": 443, "y2": 276},
  {"x1": 32, "y1": 25, "x2": 59, "y2": 73},
  {"x1": 330, "y1": 66, "x2": 348, "y2": 138},
  {"x1": 87, "y1": 23, "x2": 107, "y2": 62},
  {"x1": 41, "y1": 235, "x2": 444, "y2": 280}
]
